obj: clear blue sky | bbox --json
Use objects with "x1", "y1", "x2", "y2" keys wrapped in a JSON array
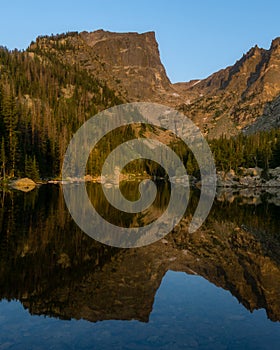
[{"x1": 1, "y1": 0, "x2": 280, "y2": 82}]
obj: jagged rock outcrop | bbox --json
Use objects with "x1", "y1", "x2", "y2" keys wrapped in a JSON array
[
  {"x1": 29, "y1": 30, "x2": 181, "y2": 104},
  {"x1": 245, "y1": 94, "x2": 280, "y2": 133},
  {"x1": 27, "y1": 30, "x2": 280, "y2": 137},
  {"x1": 177, "y1": 38, "x2": 280, "y2": 137}
]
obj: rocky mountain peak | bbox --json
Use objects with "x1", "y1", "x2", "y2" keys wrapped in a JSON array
[
  {"x1": 270, "y1": 37, "x2": 280, "y2": 50},
  {"x1": 28, "y1": 31, "x2": 280, "y2": 136},
  {"x1": 29, "y1": 29, "x2": 180, "y2": 103},
  {"x1": 175, "y1": 36, "x2": 280, "y2": 137},
  {"x1": 79, "y1": 30, "x2": 166, "y2": 73}
]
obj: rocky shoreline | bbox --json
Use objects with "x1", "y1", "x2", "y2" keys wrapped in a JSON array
[
  {"x1": 216, "y1": 167, "x2": 280, "y2": 188},
  {"x1": 1, "y1": 167, "x2": 280, "y2": 193}
]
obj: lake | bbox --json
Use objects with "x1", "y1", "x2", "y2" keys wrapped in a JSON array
[{"x1": 0, "y1": 182, "x2": 280, "y2": 349}]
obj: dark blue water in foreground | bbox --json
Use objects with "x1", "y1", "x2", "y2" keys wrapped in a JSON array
[{"x1": 0, "y1": 271, "x2": 279, "y2": 350}]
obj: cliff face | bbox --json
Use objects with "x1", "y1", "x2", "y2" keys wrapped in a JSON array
[
  {"x1": 28, "y1": 30, "x2": 280, "y2": 137},
  {"x1": 177, "y1": 38, "x2": 280, "y2": 136},
  {"x1": 79, "y1": 30, "x2": 172, "y2": 100},
  {"x1": 29, "y1": 30, "x2": 179, "y2": 104},
  {"x1": 245, "y1": 94, "x2": 280, "y2": 133}
]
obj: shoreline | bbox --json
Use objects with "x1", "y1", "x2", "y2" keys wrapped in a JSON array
[{"x1": 1, "y1": 166, "x2": 280, "y2": 191}]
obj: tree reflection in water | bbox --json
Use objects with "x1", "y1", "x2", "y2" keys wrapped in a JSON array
[{"x1": 0, "y1": 183, "x2": 280, "y2": 323}]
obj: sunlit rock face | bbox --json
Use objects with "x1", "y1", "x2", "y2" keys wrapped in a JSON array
[
  {"x1": 29, "y1": 31, "x2": 280, "y2": 137},
  {"x1": 29, "y1": 30, "x2": 179, "y2": 105}
]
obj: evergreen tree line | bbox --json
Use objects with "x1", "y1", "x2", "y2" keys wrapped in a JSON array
[
  {"x1": 209, "y1": 129, "x2": 280, "y2": 174},
  {"x1": 179, "y1": 129, "x2": 280, "y2": 178},
  {"x1": 0, "y1": 46, "x2": 122, "y2": 180}
]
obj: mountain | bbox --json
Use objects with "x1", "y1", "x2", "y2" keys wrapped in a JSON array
[
  {"x1": 176, "y1": 38, "x2": 280, "y2": 137},
  {"x1": 28, "y1": 30, "x2": 181, "y2": 105},
  {"x1": 1, "y1": 30, "x2": 280, "y2": 179},
  {"x1": 28, "y1": 30, "x2": 280, "y2": 137}
]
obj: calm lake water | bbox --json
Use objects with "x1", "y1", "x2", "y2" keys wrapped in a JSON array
[{"x1": 0, "y1": 182, "x2": 280, "y2": 349}]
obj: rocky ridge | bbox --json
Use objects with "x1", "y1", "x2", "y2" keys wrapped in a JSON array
[
  {"x1": 29, "y1": 30, "x2": 181, "y2": 105},
  {"x1": 28, "y1": 30, "x2": 280, "y2": 137}
]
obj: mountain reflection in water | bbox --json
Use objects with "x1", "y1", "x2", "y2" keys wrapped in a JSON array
[{"x1": 0, "y1": 182, "x2": 280, "y2": 326}]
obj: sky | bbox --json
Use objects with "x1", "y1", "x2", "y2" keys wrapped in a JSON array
[{"x1": 1, "y1": 0, "x2": 280, "y2": 83}]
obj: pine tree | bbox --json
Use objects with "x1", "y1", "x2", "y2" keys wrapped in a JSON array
[
  {"x1": 24, "y1": 155, "x2": 40, "y2": 181},
  {"x1": 0, "y1": 137, "x2": 6, "y2": 179}
]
